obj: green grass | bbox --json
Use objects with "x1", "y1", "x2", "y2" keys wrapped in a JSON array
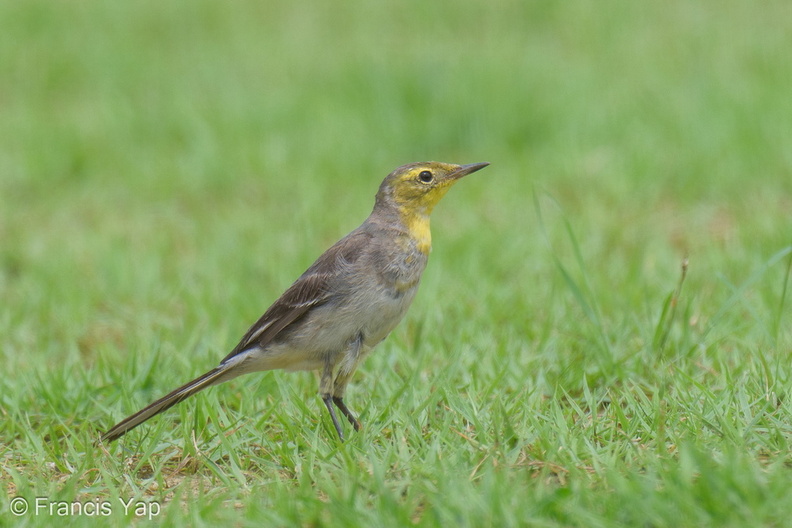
[{"x1": 2, "y1": 0, "x2": 792, "y2": 526}]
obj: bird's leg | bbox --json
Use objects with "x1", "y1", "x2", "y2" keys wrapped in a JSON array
[
  {"x1": 331, "y1": 371, "x2": 361, "y2": 432},
  {"x1": 320, "y1": 362, "x2": 345, "y2": 440},
  {"x1": 322, "y1": 394, "x2": 345, "y2": 441},
  {"x1": 330, "y1": 332, "x2": 363, "y2": 432},
  {"x1": 332, "y1": 396, "x2": 361, "y2": 431}
]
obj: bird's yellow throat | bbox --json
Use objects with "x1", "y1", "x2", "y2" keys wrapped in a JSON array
[{"x1": 401, "y1": 208, "x2": 432, "y2": 255}]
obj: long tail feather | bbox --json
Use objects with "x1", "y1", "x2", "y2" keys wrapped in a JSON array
[{"x1": 100, "y1": 367, "x2": 231, "y2": 443}]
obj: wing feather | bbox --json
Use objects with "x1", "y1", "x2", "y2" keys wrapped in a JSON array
[{"x1": 220, "y1": 229, "x2": 371, "y2": 363}]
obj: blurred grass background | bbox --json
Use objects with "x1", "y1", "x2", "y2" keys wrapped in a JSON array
[{"x1": 1, "y1": 0, "x2": 791, "y2": 526}]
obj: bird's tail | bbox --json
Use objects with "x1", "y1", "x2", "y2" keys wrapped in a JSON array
[{"x1": 100, "y1": 366, "x2": 233, "y2": 443}]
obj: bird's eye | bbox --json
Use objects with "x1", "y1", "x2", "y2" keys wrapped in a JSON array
[{"x1": 418, "y1": 170, "x2": 434, "y2": 183}]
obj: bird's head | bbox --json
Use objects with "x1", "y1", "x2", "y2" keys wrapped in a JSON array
[{"x1": 375, "y1": 161, "x2": 489, "y2": 216}]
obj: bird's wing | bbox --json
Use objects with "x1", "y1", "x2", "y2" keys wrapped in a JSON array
[{"x1": 220, "y1": 228, "x2": 371, "y2": 363}]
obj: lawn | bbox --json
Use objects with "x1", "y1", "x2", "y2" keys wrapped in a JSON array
[{"x1": 2, "y1": 1, "x2": 791, "y2": 526}]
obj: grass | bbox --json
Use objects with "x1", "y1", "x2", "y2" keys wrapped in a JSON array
[{"x1": 2, "y1": 0, "x2": 792, "y2": 526}]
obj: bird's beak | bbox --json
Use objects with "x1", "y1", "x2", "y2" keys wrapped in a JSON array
[{"x1": 449, "y1": 162, "x2": 490, "y2": 180}]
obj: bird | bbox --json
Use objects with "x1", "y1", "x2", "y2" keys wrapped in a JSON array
[{"x1": 100, "y1": 161, "x2": 489, "y2": 443}]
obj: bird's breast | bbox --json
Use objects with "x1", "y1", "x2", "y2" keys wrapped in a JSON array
[
  {"x1": 375, "y1": 242, "x2": 428, "y2": 295},
  {"x1": 355, "y1": 279, "x2": 420, "y2": 347}
]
